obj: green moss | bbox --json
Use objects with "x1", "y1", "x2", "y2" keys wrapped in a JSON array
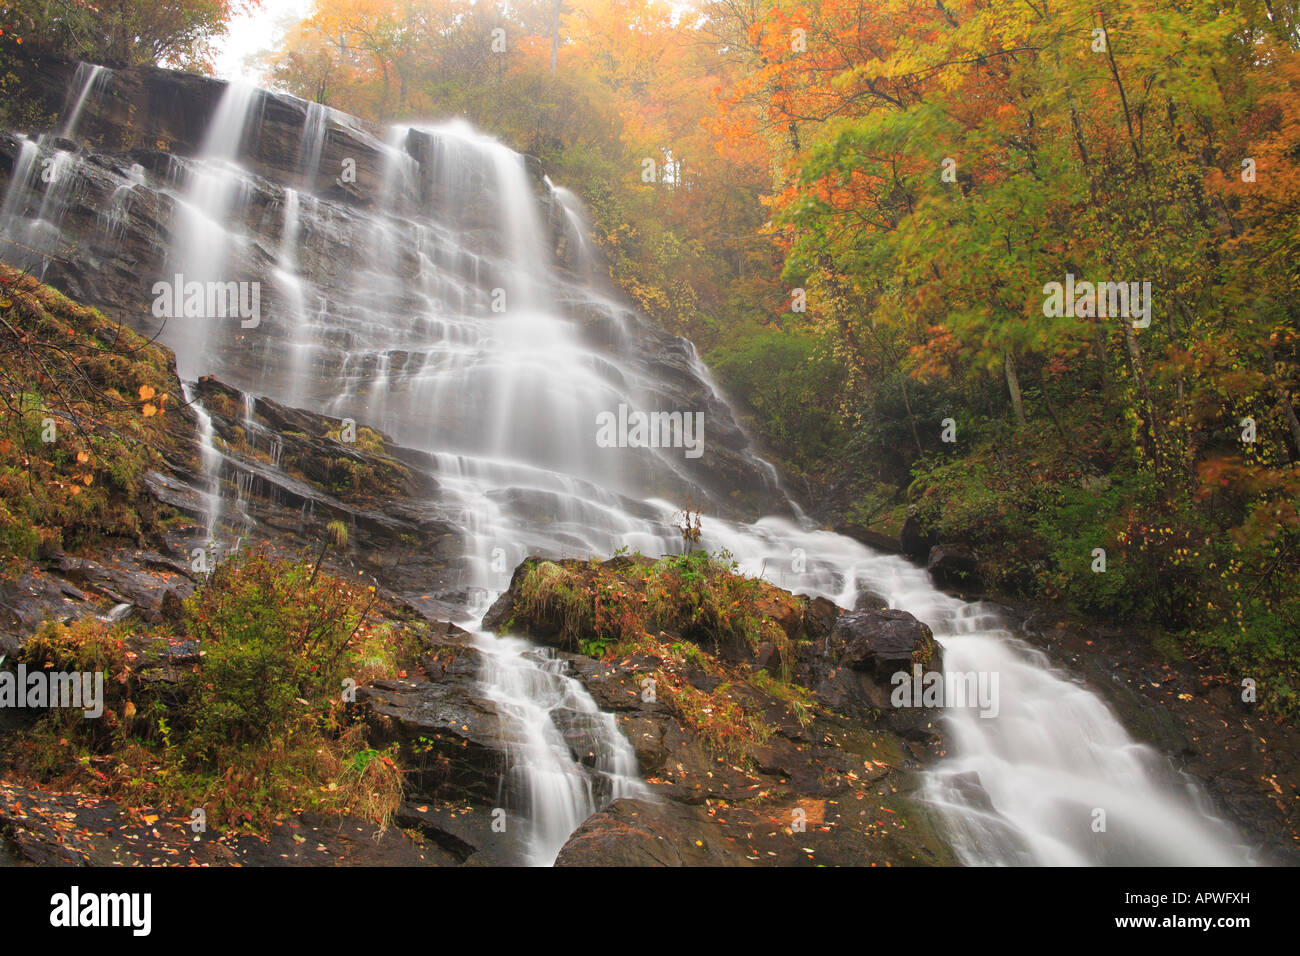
[{"x1": 0, "y1": 265, "x2": 180, "y2": 558}]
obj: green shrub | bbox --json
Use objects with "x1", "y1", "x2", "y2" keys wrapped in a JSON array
[{"x1": 183, "y1": 548, "x2": 372, "y2": 754}]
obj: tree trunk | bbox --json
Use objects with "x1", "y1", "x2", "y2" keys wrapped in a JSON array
[
  {"x1": 1004, "y1": 351, "x2": 1027, "y2": 426},
  {"x1": 1123, "y1": 321, "x2": 1160, "y2": 464},
  {"x1": 1040, "y1": 371, "x2": 1069, "y2": 444},
  {"x1": 899, "y1": 376, "x2": 925, "y2": 457}
]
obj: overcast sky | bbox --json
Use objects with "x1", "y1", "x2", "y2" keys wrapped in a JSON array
[{"x1": 212, "y1": 0, "x2": 311, "y2": 81}]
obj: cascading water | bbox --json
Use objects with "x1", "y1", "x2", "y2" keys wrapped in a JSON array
[
  {"x1": 180, "y1": 382, "x2": 224, "y2": 541},
  {"x1": 296, "y1": 100, "x2": 331, "y2": 188},
  {"x1": 681, "y1": 519, "x2": 1251, "y2": 865},
  {"x1": 163, "y1": 79, "x2": 262, "y2": 379},
  {"x1": 0, "y1": 134, "x2": 86, "y2": 275},
  {"x1": 0, "y1": 67, "x2": 1256, "y2": 866},
  {"x1": 98, "y1": 163, "x2": 145, "y2": 240},
  {"x1": 58, "y1": 63, "x2": 109, "y2": 139},
  {"x1": 474, "y1": 633, "x2": 646, "y2": 865}
]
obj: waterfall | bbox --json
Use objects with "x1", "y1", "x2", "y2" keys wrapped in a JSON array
[
  {"x1": 0, "y1": 68, "x2": 1255, "y2": 866},
  {"x1": 472, "y1": 633, "x2": 646, "y2": 865},
  {"x1": 684, "y1": 517, "x2": 1250, "y2": 865},
  {"x1": 0, "y1": 136, "x2": 40, "y2": 224},
  {"x1": 164, "y1": 79, "x2": 262, "y2": 379},
  {"x1": 181, "y1": 382, "x2": 224, "y2": 543},
  {"x1": 549, "y1": 182, "x2": 595, "y2": 281},
  {"x1": 98, "y1": 166, "x2": 144, "y2": 240},
  {"x1": 273, "y1": 187, "x2": 313, "y2": 407},
  {"x1": 0, "y1": 135, "x2": 86, "y2": 275},
  {"x1": 58, "y1": 63, "x2": 109, "y2": 139},
  {"x1": 924, "y1": 630, "x2": 1245, "y2": 865},
  {"x1": 296, "y1": 100, "x2": 330, "y2": 187}
]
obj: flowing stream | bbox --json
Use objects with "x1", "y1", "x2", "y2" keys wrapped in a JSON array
[{"x1": 0, "y1": 69, "x2": 1254, "y2": 866}]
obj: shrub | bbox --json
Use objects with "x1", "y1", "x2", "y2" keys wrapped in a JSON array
[
  {"x1": 182, "y1": 548, "x2": 374, "y2": 755},
  {"x1": 7, "y1": 550, "x2": 412, "y2": 831}
]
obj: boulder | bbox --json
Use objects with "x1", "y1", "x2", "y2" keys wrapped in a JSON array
[
  {"x1": 927, "y1": 544, "x2": 982, "y2": 591},
  {"x1": 0, "y1": 569, "x2": 92, "y2": 654},
  {"x1": 835, "y1": 608, "x2": 941, "y2": 680},
  {"x1": 900, "y1": 510, "x2": 938, "y2": 560},
  {"x1": 793, "y1": 608, "x2": 945, "y2": 745},
  {"x1": 356, "y1": 665, "x2": 507, "y2": 808},
  {"x1": 753, "y1": 640, "x2": 783, "y2": 674},
  {"x1": 554, "y1": 798, "x2": 749, "y2": 866},
  {"x1": 835, "y1": 522, "x2": 902, "y2": 554},
  {"x1": 801, "y1": 594, "x2": 841, "y2": 639},
  {"x1": 853, "y1": 588, "x2": 890, "y2": 612}
]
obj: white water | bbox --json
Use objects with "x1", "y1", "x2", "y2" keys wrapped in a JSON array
[
  {"x1": 164, "y1": 79, "x2": 261, "y2": 378},
  {"x1": 0, "y1": 69, "x2": 1256, "y2": 866},
  {"x1": 97, "y1": 165, "x2": 145, "y2": 240},
  {"x1": 683, "y1": 518, "x2": 1250, "y2": 865},
  {"x1": 296, "y1": 100, "x2": 331, "y2": 187},
  {"x1": 58, "y1": 63, "x2": 109, "y2": 139},
  {"x1": 473, "y1": 633, "x2": 645, "y2": 865},
  {"x1": 0, "y1": 135, "x2": 86, "y2": 275},
  {"x1": 180, "y1": 381, "x2": 224, "y2": 541}
]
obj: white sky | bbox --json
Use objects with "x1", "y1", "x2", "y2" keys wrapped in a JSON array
[{"x1": 212, "y1": 0, "x2": 311, "y2": 81}]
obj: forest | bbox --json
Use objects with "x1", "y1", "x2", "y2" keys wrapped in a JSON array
[
  {"x1": 0, "y1": 0, "x2": 1296, "y2": 879},
  {"x1": 223, "y1": 0, "x2": 1300, "y2": 712}
]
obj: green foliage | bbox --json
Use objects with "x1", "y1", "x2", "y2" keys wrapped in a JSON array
[
  {"x1": 0, "y1": 52, "x2": 55, "y2": 129},
  {"x1": 642, "y1": 550, "x2": 785, "y2": 657},
  {"x1": 1197, "y1": 596, "x2": 1300, "y2": 717},
  {"x1": 326, "y1": 519, "x2": 349, "y2": 549},
  {"x1": 513, "y1": 551, "x2": 791, "y2": 665},
  {"x1": 508, "y1": 551, "x2": 801, "y2": 762},
  {"x1": 8, "y1": 551, "x2": 410, "y2": 832},
  {"x1": 1, "y1": 0, "x2": 247, "y2": 69},
  {"x1": 515, "y1": 560, "x2": 597, "y2": 651},
  {"x1": 906, "y1": 424, "x2": 1300, "y2": 715},
  {"x1": 750, "y1": 669, "x2": 816, "y2": 728},
  {"x1": 182, "y1": 548, "x2": 369, "y2": 753},
  {"x1": 708, "y1": 325, "x2": 847, "y2": 470}
]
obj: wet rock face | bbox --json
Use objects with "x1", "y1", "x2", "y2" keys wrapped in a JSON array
[
  {"x1": 479, "y1": 555, "x2": 955, "y2": 866},
  {"x1": 179, "y1": 375, "x2": 472, "y2": 611},
  {"x1": 853, "y1": 588, "x2": 890, "y2": 611},
  {"x1": 927, "y1": 544, "x2": 982, "y2": 593},
  {"x1": 0, "y1": 355, "x2": 479, "y2": 653},
  {"x1": 0, "y1": 53, "x2": 785, "y2": 520},
  {"x1": 0, "y1": 778, "x2": 450, "y2": 866},
  {"x1": 0, "y1": 569, "x2": 94, "y2": 655},
  {"x1": 557, "y1": 645, "x2": 955, "y2": 866},
  {"x1": 336, "y1": 621, "x2": 545, "y2": 865},
  {"x1": 0, "y1": 546, "x2": 201, "y2": 656},
  {"x1": 833, "y1": 609, "x2": 941, "y2": 680},
  {"x1": 899, "y1": 511, "x2": 938, "y2": 560},
  {"x1": 791, "y1": 608, "x2": 945, "y2": 746},
  {"x1": 555, "y1": 798, "x2": 744, "y2": 866}
]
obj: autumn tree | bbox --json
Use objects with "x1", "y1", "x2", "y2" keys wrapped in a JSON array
[{"x1": 0, "y1": 0, "x2": 259, "y2": 69}]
